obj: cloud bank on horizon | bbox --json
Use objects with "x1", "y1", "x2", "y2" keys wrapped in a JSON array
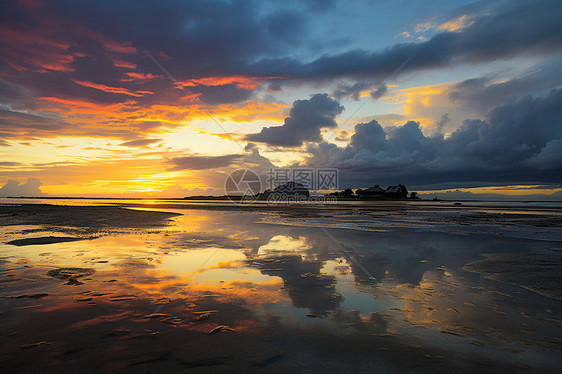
[{"x1": 0, "y1": 0, "x2": 561, "y2": 197}]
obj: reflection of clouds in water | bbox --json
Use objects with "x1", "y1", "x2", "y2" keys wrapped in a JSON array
[
  {"x1": 257, "y1": 235, "x2": 311, "y2": 256},
  {"x1": 331, "y1": 309, "x2": 388, "y2": 334},
  {"x1": 6, "y1": 211, "x2": 562, "y2": 352},
  {"x1": 164, "y1": 232, "x2": 248, "y2": 250},
  {"x1": 110, "y1": 262, "x2": 287, "y2": 307},
  {"x1": 196, "y1": 259, "x2": 247, "y2": 273},
  {"x1": 310, "y1": 229, "x2": 548, "y2": 289},
  {"x1": 5, "y1": 211, "x2": 554, "y2": 328},
  {"x1": 161, "y1": 219, "x2": 529, "y2": 319},
  {"x1": 348, "y1": 244, "x2": 437, "y2": 286},
  {"x1": 115, "y1": 258, "x2": 160, "y2": 270},
  {"x1": 3, "y1": 207, "x2": 562, "y2": 372},
  {"x1": 155, "y1": 232, "x2": 345, "y2": 316},
  {"x1": 253, "y1": 254, "x2": 343, "y2": 316},
  {"x1": 239, "y1": 226, "x2": 562, "y2": 352},
  {"x1": 161, "y1": 211, "x2": 276, "y2": 253}
]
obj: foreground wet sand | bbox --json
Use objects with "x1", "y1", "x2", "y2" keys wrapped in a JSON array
[
  {"x1": 464, "y1": 253, "x2": 562, "y2": 299},
  {"x1": 1, "y1": 201, "x2": 561, "y2": 373}
]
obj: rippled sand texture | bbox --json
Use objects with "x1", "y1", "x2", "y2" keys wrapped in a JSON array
[{"x1": 1, "y1": 202, "x2": 561, "y2": 373}]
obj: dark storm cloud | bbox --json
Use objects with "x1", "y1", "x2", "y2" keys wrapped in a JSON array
[
  {"x1": 433, "y1": 113, "x2": 450, "y2": 135},
  {"x1": 244, "y1": 143, "x2": 256, "y2": 152},
  {"x1": 449, "y1": 58, "x2": 562, "y2": 114},
  {"x1": 370, "y1": 84, "x2": 387, "y2": 100},
  {"x1": 266, "y1": 81, "x2": 283, "y2": 92},
  {"x1": 0, "y1": 0, "x2": 313, "y2": 113},
  {"x1": 245, "y1": 94, "x2": 344, "y2": 147},
  {"x1": 249, "y1": 0, "x2": 562, "y2": 79},
  {"x1": 0, "y1": 109, "x2": 67, "y2": 136},
  {"x1": 332, "y1": 82, "x2": 374, "y2": 101},
  {"x1": 3, "y1": 0, "x2": 560, "y2": 110},
  {"x1": 63, "y1": 0, "x2": 308, "y2": 80},
  {"x1": 331, "y1": 82, "x2": 388, "y2": 102},
  {"x1": 0, "y1": 80, "x2": 27, "y2": 103},
  {"x1": 168, "y1": 154, "x2": 244, "y2": 171},
  {"x1": 0, "y1": 107, "x2": 150, "y2": 140},
  {"x1": 190, "y1": 84, "x2": 254, "y2": 105},
  {"x1": 263, "y1": 10, "x2": 307, "y2": 45},
  {"x1": 1, "y1": 0, "x2": 561, "y2": 144},
  {"x1": 300, "y1": 89, "x2": 562, "y2": 189}
]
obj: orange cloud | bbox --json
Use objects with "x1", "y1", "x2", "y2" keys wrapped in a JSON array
[
  {"x1": 102, "y1": 40, "x2": 137, "y2": 54},
  {"x1": 0, "y1": 25, "x2": 77, "y2": 73},
  {"x1": 73, "y1": 80, "x2": 154, "y2": 97},
  {"x1": 0, "y1": 19, "x2": 143, "y2": 76},
  {"x1": 123, "y1": 72, "x2": 161, "y2": 81},
  {"x1": 197, "y1": 260, "x2": 246, "y2": 273},
  {"x1": 19, "y1": 95, "x2": 287, "y2": 143},
  {"x1": 388, "y1": 82, "x2": 463, "y2": 133},
  {"x1": 32, "y1": 97, "x2": 192, "y2": 139},
  {"x1": 181, "y1": 75, "x2": 276, "y2": 90},
  {"x1": 0, "y1": 25, "x2": 71, "y2": 49},
  {"x1": 438, "y1": 15, "x2": 476, "y2": 32},
  {"x1": 32, "y1": 56, "x2": 75, "y2": 72},
  {"x1": 113, "y1": 59, "x2": 137, "y2": 69},
  {"x1": 39, "y1": 96, "x2": 103, "y2": 109}
]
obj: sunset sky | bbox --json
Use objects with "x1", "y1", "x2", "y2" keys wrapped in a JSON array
[{"x1": 1, "y1": 0, "x2": 561, "y2": 198}]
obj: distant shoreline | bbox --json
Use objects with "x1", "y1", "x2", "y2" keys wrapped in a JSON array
[{"x1": 2, "y1": 196, "x2": 561, "y2": 203}]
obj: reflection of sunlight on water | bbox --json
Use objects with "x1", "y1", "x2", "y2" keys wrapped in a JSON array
[
  {"x1": 160, "y1": 247, "x2": 246, "y2": 275},
  {"x1": 123, "y1": 207, "x2": 174, "y2": 213},
  {"x1": 163, "y1": 209, "x2": 233, "y2": 233},
  {"x1": 1, "y1": 233, "x2": 163, "y2": 271},
  {"x1": 158, "y1": 247, "x2": 277, "y2": 285}
]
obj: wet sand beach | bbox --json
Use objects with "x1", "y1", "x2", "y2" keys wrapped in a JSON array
[
  {"x1": 464, "y1": 253, "x2": 562, "y2": 300},
  {"x1": 1, "y1": 200, "x2": 561, "y2": 373}
]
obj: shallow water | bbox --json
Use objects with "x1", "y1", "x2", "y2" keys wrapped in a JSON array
[{"x1": 1, "y1": 203, "x2": 561, "y2": 373}]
